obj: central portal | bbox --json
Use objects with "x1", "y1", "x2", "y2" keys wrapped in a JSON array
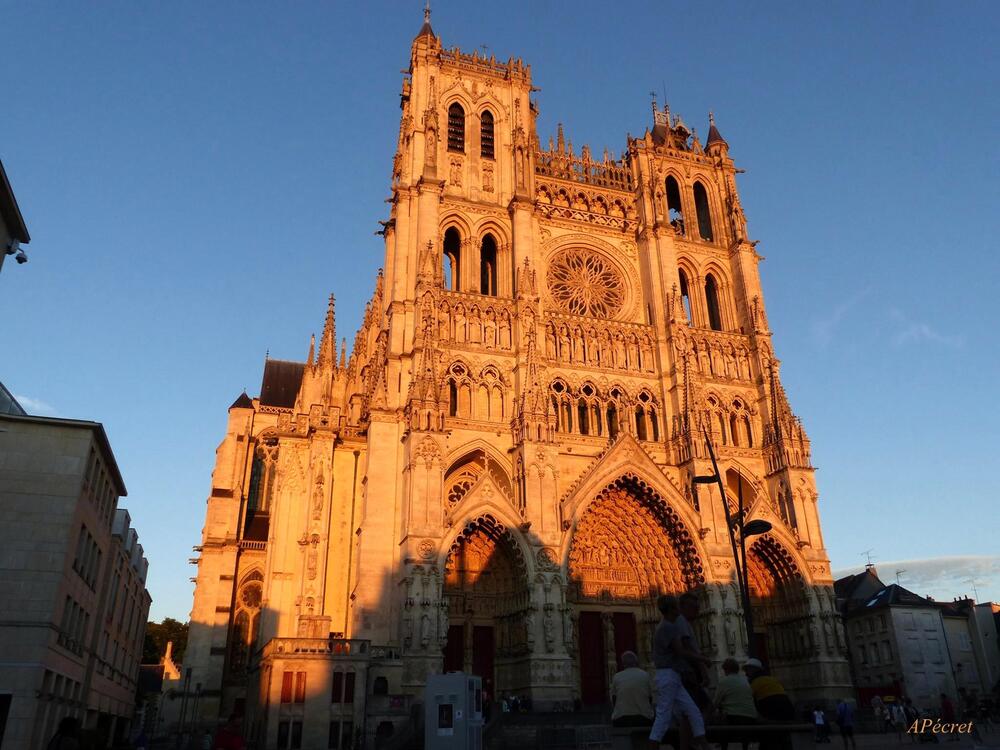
[
  {"x1": 442, "y1": 516, "x2": 530, "y2": 697},
  {"x1": 568, "y1": 475, "x2": 704, "y2": 706}
]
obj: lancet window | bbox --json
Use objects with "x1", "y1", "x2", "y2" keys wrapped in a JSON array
[
  {"x1": 635, "y1": 390, "x2": 660, "y2": 442},
  {"x1": 443, "y1": 228, "x2": 462, "y2": 291},
  {"x1": 693, "y1": 181, "x2": 714, "y2": 241},
  {"x1": 729, "y1": 398, "x2": 754, "y2": 447},
  {"x1": 480, "y1": 110, "x2": 495, "y2": 159},
  {"x1": 706, "y1": 394, "x2": 756, "y2": 449},
  {"x1": 777, "y1": 485, "x2": 798, "y2": 530},
  {"x1": 445, "y1": 361, "x2": 507, "y2": 422},
  {"x1": 247, "y1": 440, "x2": 278, "y2": 513},
  {"x1": 705, "y1": 274, "x2": 723, "y2": 331},
  {"x1": 446, "y1": 363, "x2": 473, "y2": 418},
  {"x1": 447, "y1": 103, "x2": 465, "y2": 153},
  {"x1": 678, "y1": 270, "x2": 693, "y2": 325},
  {"x1": 666, "y1": 176, "x2": 684, "y2": 235},
  {"x1": 550, "y1": 382, "x2": 658, "y2": 441},
  {"x1": 480, "y1": 234, "x2": 498, "y2": 296},
  {"x1": 229, "y1": 570, "x2": 263, "y2": 676}
]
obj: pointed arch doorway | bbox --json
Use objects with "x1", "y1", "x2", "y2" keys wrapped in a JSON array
[
  {"x1": 441, "y1": 515, "x2": 530, "y2": 698},
  {"x1": 746, "y1": 535, "x2": 812, "y2": 680},
  {"x1": 567, "y1": 475, "x2": 704, "y2": 706}
]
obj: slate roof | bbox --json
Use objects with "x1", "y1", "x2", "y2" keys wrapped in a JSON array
[
  {"x1": 259, "y1": 359, "x2": 305, "y2": 408},
  {"x1": 229, "y1": 391, "x2": 253, "y2": 410}
]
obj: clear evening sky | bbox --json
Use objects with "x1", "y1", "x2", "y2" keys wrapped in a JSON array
[{"x1": 3, "y1": 2, "x2": 997, "y2": 620}]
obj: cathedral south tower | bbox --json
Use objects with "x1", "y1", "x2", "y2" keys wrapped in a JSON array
[{"x1": 184, "y1": 11, "x2": 850, "y2": 747}]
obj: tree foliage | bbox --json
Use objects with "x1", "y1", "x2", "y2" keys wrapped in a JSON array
[{"x1": 142, "y1": 617, "x2": 189, "y2": 665}]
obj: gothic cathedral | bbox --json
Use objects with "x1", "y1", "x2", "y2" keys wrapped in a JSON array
[{"x1": 185, "y1": 13, "x2": 850, "y2": 747}]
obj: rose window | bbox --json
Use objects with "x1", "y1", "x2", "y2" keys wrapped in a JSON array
[
  {"x1": 547, "y1": 248, "x2": 625, "y2": 318},
  {"x1": 240, "y1": 582, "x2": 262, "y2": 609}
]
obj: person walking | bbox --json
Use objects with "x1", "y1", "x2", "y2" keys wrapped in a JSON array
[
  {"x1": 648, "y1": 594, "x2": 709, "y2": 750},
  {"x1": 890, "y1": 701, "x2": 907, "y2": 742},
  {"x1": 835, "y1": 699, "x2": 857, "y2": 749},
  {"x1": 712, "y1": 658, "x2": 757, "y2": 750},
  {"x1": 610, "y1": 651, "x2": 654, "y2": 728},
  {"x1": 872, "y1": 696, "x2": 886, "y2": 734},
  {"x1": 813, "y1": 707, "x2": 831, "y2": 743}
]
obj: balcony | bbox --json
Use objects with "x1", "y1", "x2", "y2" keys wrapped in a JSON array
[{"x1": 260, "y1": 637, "x2": 371, "y2": 661}]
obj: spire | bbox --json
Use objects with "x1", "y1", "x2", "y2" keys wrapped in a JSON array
[
  {"x1": 706, "y1": 111, "x2": 728, "y2": 151},
  {"x1": 318, "y1": 294, "x2": 336, "y2": 367},
  {"x1": 339, "y1": 338, "x2": 347, "y2": 369},
  {"x1": 416, "y1": 0, "x2": 435, "y2": 39},
  {"x1": 307, "y1": 333, "x2": 315, "y2": 366}
]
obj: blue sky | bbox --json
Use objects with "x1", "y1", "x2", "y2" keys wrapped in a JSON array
[{"x1": 3, "y1": 1, "x2": 998, "y2": 621}]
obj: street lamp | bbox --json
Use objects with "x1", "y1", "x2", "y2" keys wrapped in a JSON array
[{"x1": 693, "y1": 428, "x2": 771, "y2": 659}]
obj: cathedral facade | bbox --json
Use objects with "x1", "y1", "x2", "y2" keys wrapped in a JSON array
[{"x1": 185, "y1": 14, "x2": 849, "y2": 748}]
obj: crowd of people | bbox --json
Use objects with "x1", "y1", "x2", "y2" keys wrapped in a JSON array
[
  {"x1": 611, "y1": 591, "x2": 998, "y2": 748},
  {"x1": 609, "y1": 592, "x2": 802, "y2": 749}
]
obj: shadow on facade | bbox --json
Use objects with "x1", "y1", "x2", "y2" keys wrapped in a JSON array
[{"x1": 175, "y1": 498, "x2": 848, "y2": 749}]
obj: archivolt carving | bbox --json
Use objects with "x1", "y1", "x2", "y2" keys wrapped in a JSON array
[
  {"x1": 746, "y1": 534, "x2": 813, "y2": 662},
  {"x1": 443, "y1": 515, "x2": 532, "y2": 652},
  {"x1": 567, "y1": 474, "x2": 703, "y2": 604}
]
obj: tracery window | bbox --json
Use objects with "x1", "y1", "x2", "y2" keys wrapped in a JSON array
[
  {"x1": 445, "y1": 363, "x2": 472, "y2": 418},
  {"x1": 443, "y1": 451, "x2": 513, "y2": 509},
  {"x1": 229, "y1": 571, "x2": 263, "y2": 676},
  {"x1": 480, "y1": 110, "x2": 495, "y2": 159},
  {"x1": 693, "y1": 181, "x2": 714, "y2": 241},
  {"x1": 247, "y1": 440, "x2": 278, "y2": 513},
  {"x1": 547, "y1": 248, "x2": 626, "y2": 318},
  {"x1": 447, "y1": 103, "x2": 465, "y2": 153}
]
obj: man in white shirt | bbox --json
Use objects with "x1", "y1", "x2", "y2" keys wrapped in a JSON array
[{"x1": 610, "y1": 651, "x2": 654, "y2": 727}]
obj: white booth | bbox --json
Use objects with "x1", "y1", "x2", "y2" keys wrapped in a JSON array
[{"x1": 424, "y1": 673, "x2": 483, "y2": 750}]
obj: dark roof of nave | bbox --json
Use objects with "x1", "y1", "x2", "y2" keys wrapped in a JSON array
[{"x1": 259, "y1": 359, "x2": 305, "y2": 408}]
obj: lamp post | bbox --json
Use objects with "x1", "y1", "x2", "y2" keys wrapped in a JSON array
[{"x1": 693, "y1": 428, "x2": 771, "y2": 659}]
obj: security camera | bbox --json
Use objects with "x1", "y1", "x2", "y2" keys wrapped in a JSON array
[
  {"x1": 15, "y1": 248, "x2": 27, "y2": 264},
  {"x1": 4, "y1": 239, "x2": 18, "y2": 256}
]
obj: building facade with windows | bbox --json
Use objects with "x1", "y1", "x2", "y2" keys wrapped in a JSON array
[
  {"x1": 0, "y1": 414, "x2": 150, "y2": 750},
  {"x1": 184, "y1": 12, "x2": 849, "y2": 749}
]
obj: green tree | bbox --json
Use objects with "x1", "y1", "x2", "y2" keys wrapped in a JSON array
[{"x1": 142, "y1": 617, "x2": 189, "y2": 664}]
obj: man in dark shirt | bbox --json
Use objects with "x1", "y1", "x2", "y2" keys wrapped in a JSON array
[{"x1": 648, "y1": 594, "x2": 709, "y2": 750}]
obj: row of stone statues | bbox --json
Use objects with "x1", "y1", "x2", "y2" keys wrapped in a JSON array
[{"x1": 545, "y1": 321, "x2": 656, "y2": 372}]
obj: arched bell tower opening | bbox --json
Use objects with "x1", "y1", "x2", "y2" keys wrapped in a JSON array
[
  {"x1": 746, "y1": 535, "x2": 812, "y2": 683},
  {"x1": 441, "y1": 515, "x2": 531, "y2": 698},
  {"x1": 567, "y1": 475, "x2": 703, "y2": 706}
]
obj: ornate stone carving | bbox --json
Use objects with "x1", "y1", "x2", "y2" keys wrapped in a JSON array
[
  {"x1": 536, "y1": 547, "x2": 559, "y2": 571},
  {"x1": 547, "y1": 248, "x2": 626, "y2": 318},
  {"x1": 418, "y1": 539, "x2": 437, "y2": 560}
]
